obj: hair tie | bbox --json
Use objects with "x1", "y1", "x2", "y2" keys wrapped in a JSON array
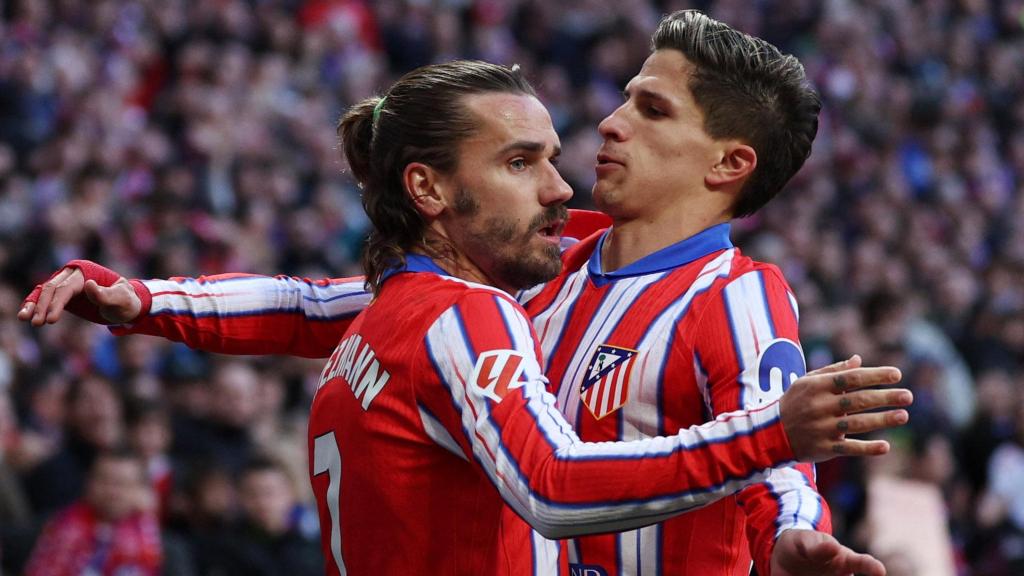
[{"x1": 372, "y1": 96, "x2": 387, "y2": 129}]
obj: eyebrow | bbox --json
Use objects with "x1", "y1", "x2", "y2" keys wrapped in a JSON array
[
  {"x1": 624, "y1": 86, "x2": 673, "y2": 107},
  {"x1": 496, "y1": 141, "x2": 561, "y2": 157}
]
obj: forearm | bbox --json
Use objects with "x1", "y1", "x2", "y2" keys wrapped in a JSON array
[
  {"x1": 113, "y1": 273, "x2": 366, "y2": 358},
  {"x1": 739, "y1": 464, "x2": 832, "y2": 575},
  {"x1": 487, "y1": 388, "x2": 796, "y2": 539}
]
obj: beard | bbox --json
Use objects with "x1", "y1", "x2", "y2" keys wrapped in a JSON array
[{"x1": 454, "y1": 188, "x2": 567, "y2": 290}]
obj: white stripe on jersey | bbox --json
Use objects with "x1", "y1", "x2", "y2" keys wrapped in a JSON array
[
  {"x1": 617, "y1": 523, "x2": 661, "y2": 576},
  {"x1": 765, "y1": 466, "x2": 824, "y2": 536},
  {"x1": 531, "y1": 530, "x2": 560, "y2": 575},
  {"x1": 620, "y1": 249, "x2": 735, "y2": 439},
  {"x1": 541, "y1": 270, "x2": 668, "y2": 426},
  {"x1": 424, "y1": 294, "x2": 785, "y2": 541},
  {"x1": 723, "y1": 271, "x2": 779, "y2": 409},
  {"x1": 787, "y1": 291, "x2": 800, "y2": 323},
  {"x1": 418, "y1": 405, "x2": 468, "y2": 461},
  {"x1": 516, "y1": 281, "x2": 549, "y2": 307},
  {"x1": 143, "y1": 276, "x2": 370, "y2": 320},
  {"x1": 639, "y1": 523, "x2": 659, "y2": 576},
  {"x1": 529, "y1": 268, "x2": 590, "y2": 365}
]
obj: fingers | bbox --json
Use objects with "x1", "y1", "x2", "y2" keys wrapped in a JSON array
[
  {"x1": 805, "y1": 354, "x2": 862, "y2": 377},
  {"x1": 816, "y1": 366, "x2": 902, "y2": 394},
  {"x1": 835, "y1": 409, "x2": 909, "y2": 436},
  {"x1": 832, "y1": 389, "x2": 913, "y2": 416},
  {"x1": 27, "y1": 268, "x2": 81, "y2": 326},
  {"x1": 17, "y1": 300, "x2": 36, "y2": 321},
  {"x1": 30, "y1": 275, "x2": 61, "y2": 326},
  {"x1": 831, "y1": 438, "x2": 890, "y2": 457},
  {"x1": 46, "y1": 277, "x2": 83, "y2": 324}
]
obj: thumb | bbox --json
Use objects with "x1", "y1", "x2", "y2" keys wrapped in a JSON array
[
  {"x1": 83, "y1": 279, "x2": 127, "y2": 308},
  {"x1": 797, "y1": 532, "x2": 842, "y2": 565}
]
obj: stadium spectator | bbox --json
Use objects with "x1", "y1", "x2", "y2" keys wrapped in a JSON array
[{"x1": 22, "y1": 447, "x2": 161, "y2": 576}]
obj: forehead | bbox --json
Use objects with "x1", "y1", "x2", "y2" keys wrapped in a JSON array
[
  {"x1": 626, "y1": 49, "x2": 694, "y2": 102},
  {"x1": 460, "y1": 92, "x2": 559, "y2": 151}
]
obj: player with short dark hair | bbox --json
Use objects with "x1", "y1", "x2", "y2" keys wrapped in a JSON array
[{"x1": 522, "y1": 11, "x2": 843, "y2": 576}]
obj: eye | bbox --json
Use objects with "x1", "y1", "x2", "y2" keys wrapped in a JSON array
[
  {"x1": 646, "y1": 106, "x2": 665, "y2": 118},
  {"x1": 549, "y1": 156, "x2": 560, "y2": 167},
  {"x1": 509, "y1": 158, "x2": 527, "y2": 171}
]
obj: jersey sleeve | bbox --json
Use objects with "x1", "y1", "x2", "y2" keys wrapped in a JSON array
[
  {"x1": 689, "y1": 267, "x2": 831, "y2": 575},
  {"x1": 114, "y1": 273, "x2": 369, "y2": 358},
  {"x1": 419, "y1": 289, "x2": 798, "y2": 540}
]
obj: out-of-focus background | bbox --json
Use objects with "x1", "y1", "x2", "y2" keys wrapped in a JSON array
[{"x1": 1, "y1": 0, "x2": 1022, "y2": 574}]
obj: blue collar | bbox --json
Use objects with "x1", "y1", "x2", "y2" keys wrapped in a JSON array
[
  {"x1": 587, "y1": 223, "x2": 733, "y2": 284},
  {"x1": 380, "y1": 253, "x2": 451, "y2": 284}
]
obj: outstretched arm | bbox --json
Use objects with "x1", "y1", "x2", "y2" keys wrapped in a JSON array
[{"x1": 19, "y1": 260, "x2": 366, "y2": 358}]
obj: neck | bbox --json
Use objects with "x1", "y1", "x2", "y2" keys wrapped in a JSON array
[
  {"x1": 415, "y1": 231, "x2": 513, "y2": 293},
  {"x1": 601, "y1": 204, "x2": 730, "y2": 273}
]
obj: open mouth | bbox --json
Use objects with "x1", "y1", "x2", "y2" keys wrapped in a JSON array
[{"x1": 537, "y1": 219, "x2": 565, "y2": 240}]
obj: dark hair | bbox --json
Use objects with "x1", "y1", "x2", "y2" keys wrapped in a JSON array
[
  {"x1": 338, "y1": 60, "x2": 536, "y2": 293},
  {"x1": 91, "y1": 445, "x2": 145, "y2": 476},
  {"x1": 652, "y1": 10, "x2": 821, "y2": 217}
]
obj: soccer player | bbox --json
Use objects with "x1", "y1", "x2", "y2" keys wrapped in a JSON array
[
  {"x1": 20, "y1": 18, "x2": 908, "y2": 576},
  {"x1": 519, "y1": 12, "x2": 843, "y2": 576}
]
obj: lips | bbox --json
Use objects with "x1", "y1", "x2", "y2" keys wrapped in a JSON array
[
  {"x1": 537, "y1": 218, "x2": 565, "y2": 238},
  {"x1": 596, "y1": 151, "x2": 625, "y2": 167}
]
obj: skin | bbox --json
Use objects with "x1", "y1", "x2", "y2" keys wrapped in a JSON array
[
  {"x1": 595, "y1": 49, "x2": 756, "y2": 271},
  {"x1": 403, "y1": 92, "x2": 571, "y2": 293},
  {"x1": 86, "y1": 456, "x2": 152, "y2": 522}
]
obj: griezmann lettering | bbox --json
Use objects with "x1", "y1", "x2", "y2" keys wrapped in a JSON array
[{"x1": 318, "y1": 334, "x2": 391, "y2": 410}]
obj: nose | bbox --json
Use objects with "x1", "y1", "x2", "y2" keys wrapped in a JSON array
[
  {"x1": 598, "y1": 105, "x2": 629, "y2": 142},
  {"x1": 541, "y1": 163, "x2": 573, "y2": 206}
]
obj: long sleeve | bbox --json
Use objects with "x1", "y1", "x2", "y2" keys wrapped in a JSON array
[
  {"x1": 690, "y1": 267, "x2": 831, "y2": 576},
  {"x1": 112, "y1": 273, "x2": 369, "y2": 358},
  {"x1": 420, "y1": 289, "x2": 798, "y2": 540}
]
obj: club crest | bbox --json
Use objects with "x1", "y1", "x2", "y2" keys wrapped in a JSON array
[{"x1": 580, "y1": 344, "x2": 638, "y2": 419}]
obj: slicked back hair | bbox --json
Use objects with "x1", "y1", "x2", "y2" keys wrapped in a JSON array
[
  {"x1": 338, "y1": 61, "x2": 536, "y2": 294},
  {"x1": 652, "y1": 10, "x2": 821, "y2": 217}
]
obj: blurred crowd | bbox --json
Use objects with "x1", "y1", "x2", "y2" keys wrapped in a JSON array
[{"x1": 0, "y1": 0, "x2": 1023, "y2": 574}]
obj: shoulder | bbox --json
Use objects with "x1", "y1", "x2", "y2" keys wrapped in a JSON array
[{"x1": 697, "y1": 250, "x2": 795, "y2": 301}]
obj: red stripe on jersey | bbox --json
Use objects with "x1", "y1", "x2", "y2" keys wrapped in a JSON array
[{"x1": 522, "y1": 232, "x2": 829, "y2": 576}]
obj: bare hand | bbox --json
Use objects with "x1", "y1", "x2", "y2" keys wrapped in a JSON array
[
  {"x1": 771, "y1": 529, "x2": 885, "y2": 576},
  {"x1": 18, "y1": 266, "x2": 141, "y2": 326},
  {"x1": 780, "y1": 355, "x2": 911, "y2": 462}
]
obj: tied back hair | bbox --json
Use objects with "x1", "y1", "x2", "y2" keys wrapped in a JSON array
[{"x1": 338, "y1": 60, "x2": 536, "y2": 294}]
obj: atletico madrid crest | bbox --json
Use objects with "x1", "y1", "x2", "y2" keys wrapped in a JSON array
[{"x1": 581, "y1": 344, "x2": 638, "y2": 420}]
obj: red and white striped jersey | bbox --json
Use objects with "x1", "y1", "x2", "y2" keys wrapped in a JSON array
[
  {"x1": 304, "y1": 254, "x2": 795, "y2": 575},
  {"x1": 101, "y1": 216, "x2": 830, "y2": 575},
  {"x1": 519, "y1": 224, "x2": 829, "y2": 576}
]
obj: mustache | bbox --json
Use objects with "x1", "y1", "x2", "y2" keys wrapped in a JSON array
[{"x1": 529, "y1": 205, "x2": 569, "y2": 233}]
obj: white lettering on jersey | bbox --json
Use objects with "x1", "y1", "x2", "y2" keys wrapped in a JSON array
[
  {"x1": 469, "y1": 350, "x2": 527, "y2": 402},
  {"x1": 317, "y1": 334, "x2": 391, "y2": 410}
]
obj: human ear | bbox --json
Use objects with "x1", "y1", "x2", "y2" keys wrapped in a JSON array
[
  {"x1": 706, "y1": 143, "x2": 757, "y2": 189},
  {"x1": 403, "y1": 162, "x2": 447, "y2": 218}
]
